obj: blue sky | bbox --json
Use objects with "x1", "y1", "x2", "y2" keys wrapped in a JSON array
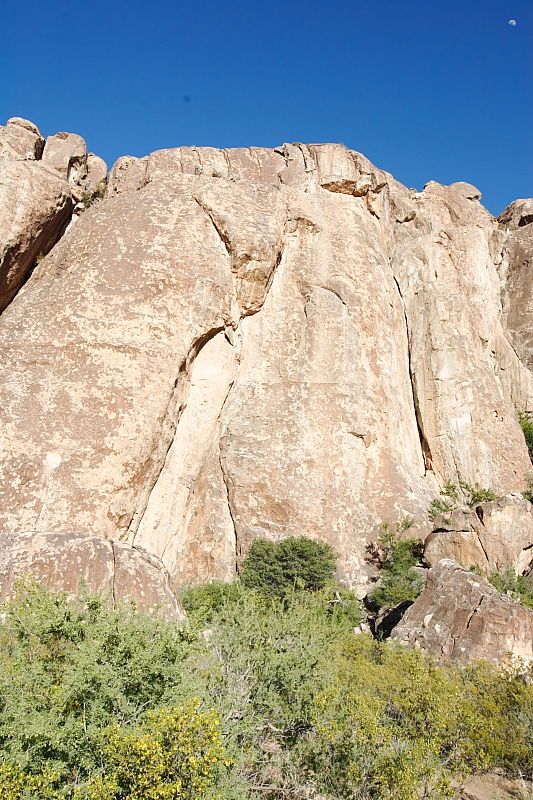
[{"x1": 2, "y1": 0, "x2": 531, "y2": 214}]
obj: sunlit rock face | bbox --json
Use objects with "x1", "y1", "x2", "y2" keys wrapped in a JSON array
[{"x1": 0, "y1": 122, "x2": 531, "y2": 603}]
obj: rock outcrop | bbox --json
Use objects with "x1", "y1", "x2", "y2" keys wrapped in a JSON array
[
  {"x1": 0, "y1": 117, "x2": 107, "y2": 313},
  {"x1": 0, "y1": 119, "x2": 531, "y2": 610},
  {"x1": 391, "y1": 560, "x2": 533, "y2": 666},
  {"x1": 0, "y1": 531, "x2": 182, "y2": 618},
  {"x1": 425, "y1": 495, "x2": 533, "y2": 575},
  {"x1": 458, "y1": 774, "x2": 533, "y2": 800}
]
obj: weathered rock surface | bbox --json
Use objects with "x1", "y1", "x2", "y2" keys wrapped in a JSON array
[
  {"x1": 425, "y1": 495, "x2": 533, "y2": 575},
  {"x1": 0, "y1": 117, "x2": 44, "y2": 160},
  {"x1": 0, "y1": 129, "x2": 73, "y2": 311},
  {"x1": 458, "y1": 774, "x2": 533, "y2": 800},
  {"x1": 0, "y1": 531, "x2": 182, "y2": 618},
  {"x1": 391, "y1": 560, "x2": 533, "y2": 665},
  {"x1": 0, "y1": 120, "x2": 532, "y2": 607},
  {"x1": 500, "y1": 199, "x2": 533, "y2": 374},
  {"x1": 0, "y1": 118, "x2": 108, "y2": 314}
]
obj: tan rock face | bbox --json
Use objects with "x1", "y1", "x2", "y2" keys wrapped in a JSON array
[
  {"x1": 425, "y1": 495, "x2": 533, "y2": 575},
  {"x1": 0, "y1": 118, "x2": 44, "y2": 160},
  {"x1": 0, "y1": 126, "x2": 531, "y2": 604},
  {"x1": 499, "y1": 199, "x2": 533, "y2": 376},
  {"x1": 458, "y1": 774, "x2": 533, "y2": 800},
  {"x1": 42, "y1": 131, "x2": 87, "y2": 183},
  {"x1": 0, "y1": 119, "x2": 74, "y2": 312},
  {"x1": 0, "y1": 532, "x2": 182, "y2": 618},
  {"x1": 391, "y1": 560, "x2": 533, "y2": 666}
]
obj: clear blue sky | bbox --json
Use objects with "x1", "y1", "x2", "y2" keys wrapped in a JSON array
[{"x1": 2, "y1": 0, "x2": 531, "y2": 214}]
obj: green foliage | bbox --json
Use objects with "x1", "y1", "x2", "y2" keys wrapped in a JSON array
[
  {"x1": 311, "y1": 636, "x2": 533, "y2": 799},
  {"x1": 459, "y1": 479, "x2": 498, "y2": 505},
  {"x1": 429, "y1": 480, "x2": 498, "y2": 519},
  {"x1": 369, "y1": 531, "x2": 424, "y2": 611},
  {"x1": 489, "y1": 568, "x2": 533, "y2": 609},
  {"x1": 77, "y1": 702, "x2": 226, "y2": 800},
  {"x1": 80, "y1": 181, "x2": 107, "y2": 209},
  {"x1": 0, "y1": 581, "x2": 531, "y2": 800},
  {"x1": 0, "y1": 703, "x2": 225, "y2": 800},
  {"x1": 240, "y1": 536, "x2": 336, "y2": 599},
  {"x1": 0, "y1": 582, "x2": 194, "y2": 783},
  {"x1": 519, "y1": 412, "x2": 533, "y2": 462}
]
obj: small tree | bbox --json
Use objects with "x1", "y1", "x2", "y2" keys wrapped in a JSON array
[{"x1": 240, "y1": 536, "x2": 336, "y2": 599}]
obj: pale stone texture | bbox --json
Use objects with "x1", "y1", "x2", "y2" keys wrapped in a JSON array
[
  {"x1": 0, "y1": 117, "x2": 44, "y2": 160},
  {"x1": 42, "y1": 131, "x2": 87, "y2": 183},
  {"x1": 499, "y1": 199, "x2": 533, "y2": 375},
  {"x1": 458, "y1": 775, "x2": 532, "y2": 800},
  {"x1": 425, "y1": 495, "x2": 533, "y2": 575},
  {"x1": 0, "y1": 147, "x2": 73, "y2": 312},
  {"x1": 0, "y1": 132, "x2": 531, "y2": 603},
  {"x1": 0, "y1": 531, "x2": 182, "y2": 618},
  {"x1": 391, "y1": 560, "x2": 533, "y2": 666}
]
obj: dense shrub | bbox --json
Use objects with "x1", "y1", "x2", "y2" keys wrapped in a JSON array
[
  {"x1": 0, "y1": 576, "x2": 531, "y2": 800},
  {"x1": 240, "y1": 536, "x2": 336, "y2": 599},
  {"x1": 489, "y1": 567, "x2": 533, "y2": 609},
  {"x1": 429, "y1": 480, "x2": 498, "y2": 519},
  {"x1": 369, "y1": 532, "x2": 424, "y2": 611},
  {"x1": 0, "y1": 582, "x2": 195, "y2": 785}
]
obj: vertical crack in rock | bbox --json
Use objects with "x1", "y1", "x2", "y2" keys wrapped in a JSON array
[
  {"x1": 392, "y1": 274, "x2": 434, "y2": 475},
  {"x1": 126, "y1": 325, "x2": 225, "y2": 541},
  {"x1": 193, "y1": 197, "x2": 232, "y2": 258},
  {"x1": 110, "y1": 540, "x2": 118, "y2": 608},
  {"x1": 127, "y1": 204, "x2": 288, "y2": 580},
  {"x1": 218, "y1": 443, "x2": 240, "y2": 572}
]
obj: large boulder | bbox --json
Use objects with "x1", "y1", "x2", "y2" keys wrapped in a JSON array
[
  {"x1": 458, "y1": 774, "x2": 533, "y2": 800},
  {"x1": 0, "y1": 531, "x2": 183, "y2": 619},
  {"x1": 0, "y1": 118, "x2": 73, "y2": 312},
  {"x1": 425, "y1": 494, "x2": 533, "y2": 575},
  {"x1": 391, "y1": 559, "x2": 533, "y2": 666},
  {"x1": 0, "y1": 117, "x2": 44, "y2": 160}
]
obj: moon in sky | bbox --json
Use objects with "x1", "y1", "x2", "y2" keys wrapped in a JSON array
[{"x1": 508, "y1": 19, "x2": 517, "y2": 26}]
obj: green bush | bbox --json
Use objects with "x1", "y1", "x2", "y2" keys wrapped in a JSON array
[
  {"x1": 0, "y1": 581, "x2": 194, "y2": 782},
  {"x1": 0, "y1": 581, "x2": 531, "y2": 800},
  {"x1": 489, "y1": 568, "x2": 533, "y2": 609},
  {"x1": 370, "y1": 535, "x2": 424, "y2": 611},
  {"x1": 240, "y1": 536, "x2": 336, "y2": 599},
  {"x1": 519, "y1": 412, "x2": 533, "y2": 462},
  {"x1": 429, "y1": 480, "x2": 498, "y2": 519}
]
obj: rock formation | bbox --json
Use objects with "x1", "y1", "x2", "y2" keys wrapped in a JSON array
[
  {"x1": 391, "y1": 559, "x2": 533, "y2": 666},
  {"x1": 425, "y1": 494, "x2": 533, "y2": 576},
  {"x1": 0, "y1": 118, "x2": 531, "y2": 624},
  {"x1": 0, "y1": 531, "x2": 182, "y2": 618}
]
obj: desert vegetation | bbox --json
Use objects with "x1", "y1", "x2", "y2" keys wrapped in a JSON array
[{"x1": 0, "y1": 540, "x2": 531, "y2": 800}]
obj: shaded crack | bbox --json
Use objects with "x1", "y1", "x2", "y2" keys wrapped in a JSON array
[
  {"x1": 193, "y1": 197, "x2": 232, "y2": 257},
  {"x1": 126, "y1": 324, "x2": 225, "y2": 541},
  {"x1": 473, "y1": 507, "x2": 491, "y2": 568},
  {"x1": 392, "y1": 274, "x2": 434, "y2": 474},
  {"x1": 218, "y1": 443, "x2": 240, "y2": 573},
  {"x1": 110, "y1": 541, "x2": 118, "y2": 608},
  {"x1": 312, "y1": 283, "x2": 351, "y2": 313}
]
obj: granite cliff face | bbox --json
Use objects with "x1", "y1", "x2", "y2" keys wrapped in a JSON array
[{"x1": 0, "y1": 117, "x2": 531, "y2": 629}]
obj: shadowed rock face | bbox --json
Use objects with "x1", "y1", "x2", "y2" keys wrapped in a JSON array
[
  {"x1": 0, "y1": 122, "x2": 531, "y2": 608},
  {"x1": 391, "y1": 560, "x2": 533, "y2": 666}
]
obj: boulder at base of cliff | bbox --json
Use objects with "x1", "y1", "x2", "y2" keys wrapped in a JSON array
[
  {"x1": 0, "y1": 531, "x2": 183, "y2": 619},
  {"x1": 458, "y1": 773, "x2": 533, "y2": 800},
  {"x1": 391, "y1": 559, "x2": 533, "y2": 666}
]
